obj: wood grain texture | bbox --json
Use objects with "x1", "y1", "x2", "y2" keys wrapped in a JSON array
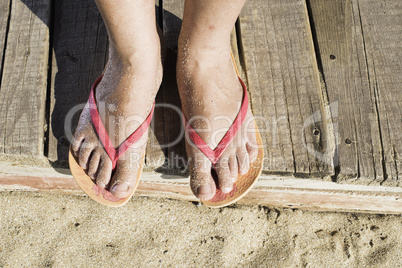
[
  {"x1": 158, "y1": 0, "x2": 188, "y2": 171},
  {"x1": 356, "y1": 0, "x2": 402, "y2": 186},
  {"x1": 162, "y1": 0, "x2": 184, "y2": 52},
  {"x1": 0, "y1": 0, "x2": 50, "y2": 156},
  {"x1": 239, "y1": 0, "x2": 334, "y2": 176},
  {"x1": 0, "y1": 0, "x2": 10, "y2": 80},
  {"x1": 47, "y1": 0, "x2": 108, "y2": 164},
  {"x1": 308, "y1": 0, "x2": 401, "y2": 186},
  {"x1": 0, "y1": 161, "x2": 401, "y2": 214}
]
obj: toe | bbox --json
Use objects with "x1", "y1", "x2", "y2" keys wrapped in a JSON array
[
  {"x1": 96, "y1": 155, "x2": 113, "y2": 189},
  {"x1": 246, "y1": 123, "x2": 258, "y2": 163},
  {"x1": 246, "y1": 141, "x2": 258, "y2": 163},
  {"x1": 78, "y1": 140, "x2": 95, "y2": 170},
  {"x1": 237, "y1": 147, "x2": 250, "y2": 175},
  {"x1": 71, "y1": 132, "x2": 84, "y2": 156},
  {"x1": 110, "y1": 171, "x2": 135, "y2": 198},
  {"x1": 216, "y1": 157, "x2": 234, "y2": 194},
  {"x1": 109, "y1": 156, "x2": 140, "y2": 199},
  {"x1": 189, "y1": 157, "x2": 216, "y2": 201},
  {"x1": 197, "y1": 184, "x2": 213, "y2": 196},
  {"x1": 87, "y1": 148, "x2": 102, "y2": 179},
  {"x1": 229, "y1": 155, "x2": 238, "y2": 183},
  {"x1": 190, "y1": 170, "x2": 216, "y2": 201}
]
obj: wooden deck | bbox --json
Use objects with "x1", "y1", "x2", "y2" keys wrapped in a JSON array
[{"x1": 0, "y1": 0, "x2": 401, "y2": 213}]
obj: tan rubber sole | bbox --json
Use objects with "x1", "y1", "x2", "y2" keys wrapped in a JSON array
[{"x1": 68, "y1": 147, "x2": 143, "y2": 207}]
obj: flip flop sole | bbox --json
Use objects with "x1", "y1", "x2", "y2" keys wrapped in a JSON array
[
  {"x1": 69, "y1": 146, "x2": 143, "y2": 207},
  {"x1": 202, "y1": 122, "x2": 264, "y2": 208}
]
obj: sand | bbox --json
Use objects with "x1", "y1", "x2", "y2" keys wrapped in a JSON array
[{"x1": 0, "y1": 191, "x2": 400, "y2": 267}]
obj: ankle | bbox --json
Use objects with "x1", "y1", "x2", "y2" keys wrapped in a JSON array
[
  {"x1": 108, "y1": 33, "x2": 161, "y2": 69},
  {"x1": 178, "y1": 41, "x2": 232, "y2": 75},
  {"x1": 106, "y1": 53, "x2": 161, "y2": 78},
  {"x1": 177, "y1": 43, "x2": 233, "y2": 84},
  {"x1": 178, "y1": 31, "x2": 231, "y2": 58},
  {"x1": 96, "y1": 47, "x2": 163, "y2": 103}
]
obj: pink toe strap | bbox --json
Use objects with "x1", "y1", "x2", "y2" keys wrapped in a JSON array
[
  {"x1": 182, "y1": 77, "x2": 249, "y2": 165},
  {"x1": 88, "y1": 75, "x2": 154, "y2": 169}
]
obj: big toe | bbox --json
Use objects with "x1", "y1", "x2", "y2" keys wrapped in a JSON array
[
  {"x1": 110, "y1": 171, "x2": 137, "y2": 198},
  {"x1": 190, "y1": 169, "x2": 216, "y2": 201},
  {"x1": 109, "y1": 155, "x2": 141, "y2": 198}
]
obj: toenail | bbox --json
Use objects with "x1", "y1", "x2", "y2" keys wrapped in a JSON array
[
  {"x1": 197, "y1": 185, "x2": 212, "y2": 196},
  {"x1": 97, "y1": 182, "x2": 105, "y2": 188},
  {"x1": 111, "y1": 183, "x2": 129, "y2": 193},
  {"x1": 221, "y1": 185, "x2": 233, "y2": 194}
]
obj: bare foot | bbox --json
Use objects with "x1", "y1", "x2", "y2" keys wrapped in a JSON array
[
  {"x1": 71, "y1": 39, "x2": 162, "y2": 198},
  {"x1": 177, "y1": 39, "x2": 258, "y2": 201}
]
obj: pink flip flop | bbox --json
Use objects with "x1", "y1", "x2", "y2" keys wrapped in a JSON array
[
  {"x1": 183, "y1": 56, "x2": 264, "y2": 208},
  {"x1": 69, "y1": 75, "x2": 154, "y2": 207}
]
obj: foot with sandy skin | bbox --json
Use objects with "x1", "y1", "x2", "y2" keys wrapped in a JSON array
[
  {"x1": 71, "y1": 0, "x2": 162, "y2": 199},
  {"x1": 177, "y1": 0, "x2": 258, "y2": 201}
]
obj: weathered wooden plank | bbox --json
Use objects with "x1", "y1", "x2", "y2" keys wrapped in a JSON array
[
  {"x1": 239, "y1": 0, "x2": 334, "y2": 176},
  {"x1": 162, "y1": 0, "x2": 184, "y2": 52},
  {"x1": 47, "y1": 0, "x2": 108, "y2": 164},
  {"x1": 159, "y1": 0, "x2": 187, "y2": 171},
  {"x1": 356, "y1": 0, "x2": 402, "y2": 186},
  {"x1": 0, "y1": 0, "x2": 50, "y2": 156},
  {"x1": 308, "y1": 0, "x2": 401, "y2": 186},
  {"x1": 308, "y1": 0, "x2": 373, "y2": 181},
  {"x1": 0, "y1": 0, "x2": 10, "y2": 79},
  {"x1": 0, "y1": 161, "x2": 401, "y2": 214}
]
